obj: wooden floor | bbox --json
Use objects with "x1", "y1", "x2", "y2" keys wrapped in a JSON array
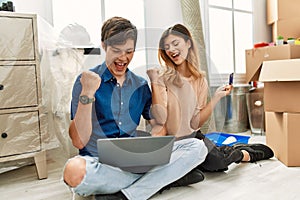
[{"x1": 1, "y1": 135, "x2": 300, "y2": 200}]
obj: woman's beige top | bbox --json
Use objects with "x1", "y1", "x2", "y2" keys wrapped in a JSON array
[{"x1": 151, "y1": 73, "x2": 209, "y2": 137}]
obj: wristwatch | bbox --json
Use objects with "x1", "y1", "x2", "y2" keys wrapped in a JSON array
[{"x1": 79, "y1": 95, "x2": 95, "y2": 105}]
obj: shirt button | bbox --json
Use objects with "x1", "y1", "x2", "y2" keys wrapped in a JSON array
[
  {"x1": 121, "y1": 102, "x2": 123, "y2": 105},
  {"x1": 119, "y1": 122, "x2": 122, "y2": 125}
]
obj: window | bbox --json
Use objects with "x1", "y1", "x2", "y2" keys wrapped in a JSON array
[
  {"x1": 103, "y1": 0, "x2": 146, "y2": 75},
  {"x1": 52, "y1": 0, "x2": 146, "y2": 77},
  {"x1": 202, "y1": 0, "x2": 254, "y2": 84}
]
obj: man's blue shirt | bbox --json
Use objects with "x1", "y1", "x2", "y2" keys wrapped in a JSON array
[{"x1": 71, "y1": 62, "x2": 152, "y2": 156}]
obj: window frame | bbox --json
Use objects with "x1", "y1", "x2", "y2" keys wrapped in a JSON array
[{"x1": 201, "y1": 0, "x2": 254, "y2": 86}]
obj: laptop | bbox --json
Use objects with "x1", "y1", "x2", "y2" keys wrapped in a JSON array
[{"x1": 97, "y1": 136, "x2": 175, "y2": 173}]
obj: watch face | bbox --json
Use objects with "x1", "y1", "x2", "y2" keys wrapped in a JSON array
[{"x1": 79, "y1": 95, "x2": 94, "y2": 104}]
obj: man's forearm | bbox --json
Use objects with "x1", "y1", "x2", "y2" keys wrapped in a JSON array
[{"x1": 69, "y1": 103, "x2": 93, "y2": 149}]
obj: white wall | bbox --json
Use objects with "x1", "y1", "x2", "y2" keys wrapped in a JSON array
[
  {"x1": 8, "y1": 0, "x2": 271, "y2": 64},
  {"x1": 144, "y1": 0, "x2": 183, "y2": 68},
  {"x1": 9, "y1": 0, "x2": 271, "y2": 45},
  {"x1": 253, "y1": 0, "x2": 272, "y2": 43},
  {"x1": 12, "y1": 0, "x2": 53, "y2": 25}
]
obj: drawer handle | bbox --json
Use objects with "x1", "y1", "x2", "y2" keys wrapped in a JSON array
[
  {"x1": 1, "y1": 133, "x2": 8, "y2": 139},
  {"x1": 0, "y1": 84, "x2": 3, "y2": 90}
]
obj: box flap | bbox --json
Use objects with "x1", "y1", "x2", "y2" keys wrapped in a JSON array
[
  {"x1": 245, "y1": 45, "x2": 300, "y2": 82},
  {"x1": 259, "y1": 59, "x2": 300, "y2": 82}
]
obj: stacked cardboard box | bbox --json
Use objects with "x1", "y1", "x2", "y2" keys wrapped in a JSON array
[
  {"x1": 243, "y1": 1, "x2": 300, "y2": 166},
  {"x1": 259, "y1": 59, "x2": 300, "y2": 166},
  {"x1": 245, "y1": 45, "x2": 300, "y2": 83},
  {"x1": 245, "y1": 45, "x2": 300, "y2": 135},
  {"x1": 267, "y1": 0, "x2": 300, "y2": 41}
]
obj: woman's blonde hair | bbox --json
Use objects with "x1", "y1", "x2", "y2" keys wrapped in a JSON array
[{"x1": 158, "y1": 24, "x2": 205, "y2": 79}]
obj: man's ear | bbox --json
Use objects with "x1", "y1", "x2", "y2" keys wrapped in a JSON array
[{"x1": 101, "y1": 42, "x2": 107, "y2": 51}]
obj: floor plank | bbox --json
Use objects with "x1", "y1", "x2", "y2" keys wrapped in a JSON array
[{"x1": 1, "y1": 135, "x2": 300, "y2": 200}]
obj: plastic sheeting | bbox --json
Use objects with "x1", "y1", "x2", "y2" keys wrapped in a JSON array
[
  {"x1": 0, "y1": 13, "x2": 101, "y2": 173},
  {"x1": 38, "y1": 17, "x2": 101, "y2": 155},
  {"x1": 40, "y1": 48, "x2": 86, "y2": 154},
  {"x1": 0, "y1": 112, "x2": 40, "y2": 157},
  {"x1": 0, "y1": 15, "x2": 35, "y2": 60}
]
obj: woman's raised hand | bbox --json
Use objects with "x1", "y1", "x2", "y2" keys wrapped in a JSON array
[
  {"x1": 214, "y1": 85, "x2": 233, "y2": 99},
  {"x1": 146, "y1": 68, "x2": 160, "y2": 83}
]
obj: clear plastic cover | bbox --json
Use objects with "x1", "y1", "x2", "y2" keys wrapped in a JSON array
[{"x1": 0, "y1": 13, "x2": 101, "y2": 173}]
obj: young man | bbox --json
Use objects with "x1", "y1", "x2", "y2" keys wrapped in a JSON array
[{"x1": 63, "y1": 17, "x2": 208, "y2": 200}]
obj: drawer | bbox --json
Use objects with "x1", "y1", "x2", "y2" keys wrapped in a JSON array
[
  {"x1": 0, "y1": 111, "x2": 41, "y2": 157},
  {"x1": 0, "y1": 65, "x2": 38, "y2": 109},
  {"x1": 0, "y1": 15, "x2": 35, "y2": 61}
]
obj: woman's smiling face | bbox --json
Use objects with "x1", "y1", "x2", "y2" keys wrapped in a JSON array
[{"x1": 163, "y1": 34, "x2": 191, "y2": 66}]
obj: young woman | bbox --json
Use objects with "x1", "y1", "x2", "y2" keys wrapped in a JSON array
[{"x1": 147, "y1": 24, "x2": 274, "y2": 172}]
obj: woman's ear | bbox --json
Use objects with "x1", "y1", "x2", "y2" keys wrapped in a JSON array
[{"x1": 187, "y1": 39, "x2": 192, "y2": 49}]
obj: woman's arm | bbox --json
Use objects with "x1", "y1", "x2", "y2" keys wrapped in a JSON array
[
  {"x1": 200, "y1": 85, "x2": 232, "y2": 127},
  {"x1": 191, "y1": 85, "x2": 233, "y2": 129},
  {"x1": 148, "y1": 119, "x2": 167, "y2": 136},
  {"x1": 147, "y1": 69, "x2": 168, "y2": 135},
  {"x1": 198, "y1": 94, "x2": 221, "y2": 127}
]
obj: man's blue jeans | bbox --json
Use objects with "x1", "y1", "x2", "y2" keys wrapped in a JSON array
[{"x1": 65, "y1": 138, "x2": 208, "y2": 200}]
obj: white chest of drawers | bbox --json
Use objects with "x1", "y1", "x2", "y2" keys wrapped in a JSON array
[{"x1": 0, "y1": 12, "x2": 47, "y2": 179}]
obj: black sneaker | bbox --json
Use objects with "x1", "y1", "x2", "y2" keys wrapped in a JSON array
[
  {"x1": 95, "y1": 191, "x2": 127, "y2": 200},
  {"x1": 232, "y1": 143, "x2": 274, "y2": 162},
  {"x1": 159, "y1": 168, "x2": 204, "y2": 193},
  {"x1": 225, "y1": 148, "x2": 244, "y2": 164}
]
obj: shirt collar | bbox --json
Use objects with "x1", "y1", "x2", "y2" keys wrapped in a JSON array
[{"x1": 101, "y1": 62, "x2": 132, "y2": 85}]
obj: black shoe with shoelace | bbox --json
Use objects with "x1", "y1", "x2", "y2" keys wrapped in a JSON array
[{"x1": 232, "y1": 143, "x2": 274, "y2": 162}]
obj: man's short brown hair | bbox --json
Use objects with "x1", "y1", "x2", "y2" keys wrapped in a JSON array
[{"x1": 101, "y1": 16, "x2": 137, "y2": 49}]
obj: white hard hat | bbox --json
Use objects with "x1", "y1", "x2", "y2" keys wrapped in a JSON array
[{"x1": 58, "y1": 23, "x2": 94, "y2": 48}]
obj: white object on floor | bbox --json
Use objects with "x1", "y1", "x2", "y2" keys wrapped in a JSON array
[{"x1": 222, "y1": 136, "x2": 237, "y2": 145}]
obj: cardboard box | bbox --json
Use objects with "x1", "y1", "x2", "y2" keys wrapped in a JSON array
[
  {"x1": 265, "y1": 112, "x2": 300, "y2": 166},
  {"x1": 259, "y1": 59, "x2": 300, "y2": 112},
  {"x1": 245, "y1": 45, "x2": 300, "y2": 82},
  {"x1": 267, "y1": 0, "x2": 300, "y2": 24},
  {"x1": 272, "y1": 18, "x2": 300, "y2": 41}
]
